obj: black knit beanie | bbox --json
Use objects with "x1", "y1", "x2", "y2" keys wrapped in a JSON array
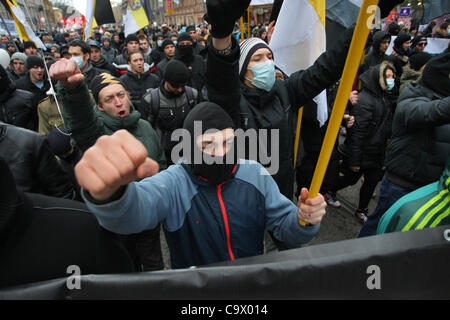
[
  {"x1": 26, "y1": 56, "x2": 45, "y2": 70},
  {"x1": 177, "y1": 32, "x2": 193, "y2": 43},
  {"x1": 409, "y1": 52, "x2": 432, "y2": 71},
  {"x1": 420, "y1": 53, "x2": 450, "y2": 97},
  {"x1": 163, "y1": 59, "x2": 190, "y2": 85}
]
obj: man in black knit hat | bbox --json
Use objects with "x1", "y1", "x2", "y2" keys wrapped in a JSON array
[
  {"x1": 15, "y1": 56, "x2": 51, "y2": 119},
  {"x1": 144, "y1": 59, "x2": 199, "y2": 164}
]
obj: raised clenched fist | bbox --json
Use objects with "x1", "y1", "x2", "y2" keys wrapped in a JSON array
[
  {"x1": 75, "y1": 130, "x2": 159, "y2": 201},
  {"x1": 49, "y1": 58, "x2": 85, "y2": 88}
]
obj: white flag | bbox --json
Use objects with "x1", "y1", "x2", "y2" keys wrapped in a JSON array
[{"x1": 270, "y1": 0, "x2": 328, "y2": 126}]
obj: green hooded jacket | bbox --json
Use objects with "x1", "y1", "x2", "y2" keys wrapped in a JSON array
[
  {"x1": 378, "y1": 157, "x2": 450, "y2": 234},
  {"x1": 58, "y1": 82, "x2": 166, "y2": 169}
]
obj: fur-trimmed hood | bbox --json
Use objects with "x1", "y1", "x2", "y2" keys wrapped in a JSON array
[{"x1": 360, "y1": 60, "x2": 396, "y2": 95}]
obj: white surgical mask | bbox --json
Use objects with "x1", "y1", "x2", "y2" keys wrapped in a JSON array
[
  {"x1": 71, "y1": 55, "x2": 86, "y2": 70},
  {"x1": 246, "y1": 60, "x2": 276, "y2": 92},
  {"x1": 386, "y1": 78, "x2": 395, "y2": 91}
]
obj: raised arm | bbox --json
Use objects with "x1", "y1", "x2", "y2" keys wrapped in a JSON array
[
  {"x1": 204, "y1": 0, "x2": 251, "y2": 126},
  {"x1": 50, "y1": 58, "x2": 105, "y2": 151}
]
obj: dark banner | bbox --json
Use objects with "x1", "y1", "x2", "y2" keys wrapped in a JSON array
[
  {"x1": 1, "y1": 225, "x2": 449, "y2": 299},
  {"x1": 95, "y1": 0, "x2": 116, "y2": 25}
]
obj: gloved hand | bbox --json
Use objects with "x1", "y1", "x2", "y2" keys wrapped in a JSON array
[
  {"x1": 205, "y1": 0, "x2": 251, "y2": 38},
  {"x1": 378, "y1": 0, "x2": 404, "y2": 18}
]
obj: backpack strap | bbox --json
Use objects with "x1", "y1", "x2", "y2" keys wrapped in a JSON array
[
  {"x1": 184, "y1": 86, "x2": 196, "y2": 109},
  {"x1": 150, "y1": 88, "x2": 160, "y2": 120}
]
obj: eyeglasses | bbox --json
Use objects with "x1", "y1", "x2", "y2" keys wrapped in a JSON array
[{"x1": 417, "y1": 42, "x2": 427, "y2": 47}]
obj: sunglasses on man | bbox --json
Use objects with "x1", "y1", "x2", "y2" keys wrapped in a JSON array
[{"x1": 417, "y1": 42, "x2": 427, "y2": 47}]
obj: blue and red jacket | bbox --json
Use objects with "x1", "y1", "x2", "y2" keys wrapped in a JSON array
[{"x1": 84, "y1": 160, "x2": 320, "y2": 269}]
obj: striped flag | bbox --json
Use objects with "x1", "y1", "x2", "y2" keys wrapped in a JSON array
[
  {"x1": 269, "y1": 0, "x2": 328, "y2": 126},
  {"x1": 84, "y1": 0, "x2": 97, "y2": 41},
  {"x1": 124, "y1": 0, "x2": 150, "y2": 36},
  {"x1": 5, "y1": 0, "x2": 45, "y2": 49}
]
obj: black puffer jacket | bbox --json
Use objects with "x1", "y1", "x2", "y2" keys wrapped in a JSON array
[
  {"x1": 0, "y1": 122, "x2": 75, "y2": 199},
  {"x1": 120, "y1": 69, "x2": 160, "y2": 119},
  {"x1": 206, "y1": 26, "x2": 355, "y2": 198},
  {"x1": 342, "y1": 61, "x2": 397, "y2": 169},
  {"x1": 384, "y1": 83, "x2": 450, "y2": 189},
  {"x1": 0, "y1": 75, "x2": 36, "y2": 131}
]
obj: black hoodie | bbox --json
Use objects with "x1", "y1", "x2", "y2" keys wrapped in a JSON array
[{"x1": 359, "y1": 31, "x2": 391, "y2": 75}]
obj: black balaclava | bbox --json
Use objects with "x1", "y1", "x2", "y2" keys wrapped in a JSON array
[
  {"x1": 183, "y1": 102, "x2": 236, "y2": 185},
  {"x1": 175, "y1": 32, "x2": 194, "y2": 63}
]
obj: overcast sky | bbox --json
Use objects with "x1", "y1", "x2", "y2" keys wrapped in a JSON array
[{"x1": 73, "y1": 0, "x2": 122, "y2": 16}]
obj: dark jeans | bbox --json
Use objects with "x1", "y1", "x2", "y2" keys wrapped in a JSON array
[
  {"x1": 336, "y1": 159, "x2": 385, "y2": 210},
  {"x1": 358, "y1": 176, "x2": 411, "y2": 238}
]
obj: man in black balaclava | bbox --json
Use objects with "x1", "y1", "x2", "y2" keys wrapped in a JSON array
[
  {"x1": 75, "y1": 101, "x2": 327, "y2": 269},
  {"x1": 0, "y1": 157, "x2": 134, "y2": 289},
  {"x1": 174, "y1": 32, "x2": 206, "y2": 97}
]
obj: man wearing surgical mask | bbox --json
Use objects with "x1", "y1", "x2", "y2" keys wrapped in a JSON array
[
  {"x1": 68, "y1": 40, "x2": 102, "y2": 90},
  {"x1": 204, "y1": 0, "x2": 402, "y2": 204}
]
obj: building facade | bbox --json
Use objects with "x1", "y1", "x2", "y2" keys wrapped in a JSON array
[{"x1": 164, "y1": 0, "x2": 206, "y2": 26}]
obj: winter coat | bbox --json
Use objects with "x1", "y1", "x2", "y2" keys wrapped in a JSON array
[
  {"x1": 205, "y1": 27, "x2": 356, "y2": 198},
  {"x1": 120, "y1": 68, "x2": 160, "y2": 118},
  {"x1": 342, "y1": 61, "x2": 397, "y2": 169},
  {"x1": 101, "y1": 46, "x2": 118, "y2": 64},
  {"x1": 91, "y1": 56, "x2": 119, "y2": 77},
  {"x1": 0, "y1": 122, "x2": 75, "y2": 199},
  {"x1": 14, "y1": 72, "x2": 51, "y2": 111},
  {"x1": 57, "y1": 81, "x2": 166, "y2": 170},
  {"x1": 82, "y1": 160, "x2": 320, "y2": 269},
  {"x1": 174, "y1": 54, "x2": 206, "y2": 97},
  {"x1": 82, "y1": 64, "x2": 102, "y2": 90},
  {"x1": 384, "y1": 83, "x2": 450, "y2": 190},
  {"x1": 0, "y1": 79, "x2": 36, "y2": 131},
  {"x1": 155, "y1": 58, "x2": 170, "y2": 80}
]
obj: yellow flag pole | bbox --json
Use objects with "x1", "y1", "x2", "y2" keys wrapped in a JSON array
[
  {"x1": 308, "y1": 0, "x2": 378, "y2": 198},
  {"x1": 240, "y1": 17, "x2": 245, "y2": 42},
  {"x1": 293, "y1": 107, "x2": 303, "y2": 168}
]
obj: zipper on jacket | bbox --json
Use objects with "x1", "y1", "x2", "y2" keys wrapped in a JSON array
[{"x1": 217, "y1": 183, "x2": 235, "y2": 261}]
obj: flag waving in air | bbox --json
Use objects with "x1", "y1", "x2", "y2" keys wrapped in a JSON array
[
  {"x1": 4, "y1": 0, "x2": 45, "y2": 49},
  {"x1": 124, "y1": 0, "x2": 150, "y2": 36},
  {"x1": 270, "y1": 0, "x2": 328, "y2": 126}
]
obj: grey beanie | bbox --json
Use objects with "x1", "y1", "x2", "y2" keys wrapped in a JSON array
[{"x1": 10, "y1": 52, "x2": 27, "y2": 64}]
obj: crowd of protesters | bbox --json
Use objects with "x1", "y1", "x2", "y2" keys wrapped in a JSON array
[{"x1": 0, "y1": 0, "x2": 449, "y2": 289}]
